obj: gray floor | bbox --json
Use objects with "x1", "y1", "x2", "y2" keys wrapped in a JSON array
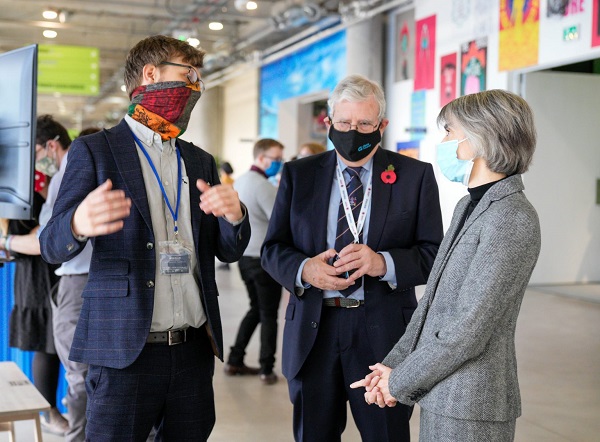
[{"x1": 4, "y1": 267, "x2": 599, "y2": 441}]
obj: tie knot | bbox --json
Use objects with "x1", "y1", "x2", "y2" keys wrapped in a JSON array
[{"x1": 345, "y1": 166, "x2": 362, "y2": 179}]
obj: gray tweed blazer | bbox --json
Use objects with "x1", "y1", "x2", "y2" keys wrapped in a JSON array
[{"x1": 382, "y1": 174, "x2": 541, "y2": 422}]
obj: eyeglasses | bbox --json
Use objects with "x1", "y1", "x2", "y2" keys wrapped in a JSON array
[
  {"x1": 330, "y1": 118, "x2": 380, "y2": 134},
  {"x1": 263, "y1": 154, "x2": 283, "y2": 162},
  {"x1": 159, "y1": 61, "x2": 206, "y2": 93}
]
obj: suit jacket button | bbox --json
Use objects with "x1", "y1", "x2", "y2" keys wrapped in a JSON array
[
  {"x1": 146, "y1": 242, "x2": 154, "y2": 250},
  {"x1": 66, "y1": 243, "x2": 74, "y2": 251},
  {"x1": 146, "y1": 280, "x2": 155, "y2": 288},
  {"x1": 311, "y1": 321, "x2": 318, "y2": 329}
]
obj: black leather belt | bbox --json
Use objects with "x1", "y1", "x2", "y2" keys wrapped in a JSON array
[
  {"x1": 323, "y1": 298, "x2": 364, "y2": 308},
  {"x1": 146, "y1": 327, "x2": 199, "y2": 345}
]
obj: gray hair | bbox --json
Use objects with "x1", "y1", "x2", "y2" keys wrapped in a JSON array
[
  {"x1": 437, "y1": 89, "x2": 537, "y2": 175},
  {"x1": 328, "y1": 74, "x2": 386, "y2": 121}
]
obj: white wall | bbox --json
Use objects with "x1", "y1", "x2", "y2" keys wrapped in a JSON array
[
  {"x1": 185, "y1": 85, "x2": 223, "y2": 156},
  {"x1": 524, "y1": 71, "x2": 600, "y2": 284}
]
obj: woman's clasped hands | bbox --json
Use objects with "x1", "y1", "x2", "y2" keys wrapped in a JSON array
[{"x1": 350, "y1": 363, "x2": 398, "y2": 408}]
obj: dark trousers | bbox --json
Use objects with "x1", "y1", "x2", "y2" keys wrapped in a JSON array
[
  {"x1": 85, "y1": 327, "x2": 215, "y2": 442},
  {"x1": 287, "y1": 306, "x2": 412, "y2": 442},
  {"x1": 228, "y1": 256, "x2": 282, "y2": 373}
]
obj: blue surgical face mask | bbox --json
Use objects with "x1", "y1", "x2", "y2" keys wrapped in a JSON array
[
  {"x1": 436, "y1": 138, "x2": 473, "y2": 186},
  {"x1": 264, "y1": 160, "x2": 282, "y2": 178}
]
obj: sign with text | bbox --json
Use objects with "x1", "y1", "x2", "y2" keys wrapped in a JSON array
[{"x1": 38, "y1": 45, "x2": 99, "y2": 96}]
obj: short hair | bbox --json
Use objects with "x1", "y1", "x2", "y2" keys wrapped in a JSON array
[
  {"x1": 78, "y1": 127, "x2": 101, "y2": 138},
  {"x1": 253, "y1": 138, "x2": 284, "y2": 159},
  {"x1": 220, "y1": 161, "x2": 234, "y2": 175},
  {"x1": 299, "y1": 142, "x2": 326, "y2": 155},
  {"x1": 36, "y1": 115, "x2": 71, "y2": 149},
  {"x1": 124, "y1": 35, "x2": 206, "y2": 98},
  {"x1": 437, "y1": 89, "x2": 537, "y2": 175},
  {"x1": 328, "y1": 74, "x2": 386, "y2": 121}
]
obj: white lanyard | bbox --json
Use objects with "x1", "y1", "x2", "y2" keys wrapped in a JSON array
[{"x1": 336, "y1": 163, "x2": 372, "y2": 244}]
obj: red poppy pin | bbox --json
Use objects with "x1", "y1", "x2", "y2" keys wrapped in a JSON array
[{"x1": 381, "y1": 164, "x2": 397, "y2": 184}]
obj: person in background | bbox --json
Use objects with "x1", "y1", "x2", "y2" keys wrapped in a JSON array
[
  {"x1": 37, "y1": 120, "x2": 101, "y2": 442},
  {"x1": 219, "y1": 161, "x2": 235, "y2": 185},
  {"x1": 224, "y1": 138, "x2": 284, "y2": 385},
  {"x1": 40, "y1": 35, "x2": 250, "y2": 441},
  {"x1": 351, "y1": 90, "x2": 541, "y2": 442},
  {"x1": 297, "y1": 141, "x2": 326, "y2": 159},
  {"x1": 261, "y1": 74, "x2": 443, "y2": 441},
  {"x1": 0, "y1": 120, "x2": 72, "y2": 436}
]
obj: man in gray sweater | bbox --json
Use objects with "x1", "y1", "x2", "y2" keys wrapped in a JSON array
[{"x1": 224, "y1": 138, "x2": 284, "y2": 384}]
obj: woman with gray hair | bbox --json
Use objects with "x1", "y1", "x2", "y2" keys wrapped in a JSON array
[{"x1": 351, "y1": 89, "x2": 541, "y2": 441}]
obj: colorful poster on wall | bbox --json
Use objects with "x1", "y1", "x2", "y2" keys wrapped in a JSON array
[
  {"x1": 440, "y1": 53, "x2": 457, "y2": 107},
  {"x1": 414, "y1": 15, "x2": 436, "y2": 90},
  {"x1": 593, "y1": 0, "x2": 600, "y2": 46},
  {"x1": 548, "y1": 0, "x2": 586, "y2": 18},
  {"x1": 396, "y1": 140, "x2": 420, "y2": 159},
  {"x1": 409, "y1": 90, "x2": 427, "y2": 141},
  {"x1": 395, "y1": 10, "x2": 415, "y2": 82},
  {"x1": 460, "y1": 39, "x2": 487, "y2": 96},
  {"x1": 499, "y1": 0, "x2": 540, "y2": 71}
]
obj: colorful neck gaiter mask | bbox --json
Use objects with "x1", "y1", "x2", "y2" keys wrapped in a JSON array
[{"x1": 128, "y1": 81, "x2": 202, "y2": 141}]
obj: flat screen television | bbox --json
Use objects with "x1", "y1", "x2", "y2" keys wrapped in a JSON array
[{"x1": 0, "y1": 44, "x2": 37, "y2": 221}]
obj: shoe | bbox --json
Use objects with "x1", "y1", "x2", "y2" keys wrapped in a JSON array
[
  {"x1": 223, "y1": 363, "x2": 260, "y2": 376},
  {"x1": 40, "y1": 407, "x2": 69, "y2": 436},
  {"x1": 260, "y1": 372, "x2": 278, "y2": 385}
]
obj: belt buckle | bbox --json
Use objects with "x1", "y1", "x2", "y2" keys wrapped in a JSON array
[
  {"x1": 168, "y1": 329, "x2": 186, "y2": 345},
  {"x1": 346, "y1": 299, "x2": 360, "y2": 308}
]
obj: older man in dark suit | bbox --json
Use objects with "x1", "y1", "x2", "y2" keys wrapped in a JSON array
[
  {"x1": 40, "y1": 35, "x2": 250, "y2": 442},
  {"x1": 261, "y1": 74, "x2": 443, "y2": 442}
]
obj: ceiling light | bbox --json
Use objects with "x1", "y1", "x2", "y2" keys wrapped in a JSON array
[
  {"x1": 187, "y1": 37, "x2": 201, "y2": 47},
  {"x1": 42, "y1": 9, "x2": 58, "y2": 20},
  {"x1": 209, "y1": 22, "x2": 223, "y2": 31},
  {"x1": 58, "y1": 10, "x2": 70, "y2": 23},
  {"x1": 120, "y1": 85, "x2": 127, "y2": 93},
  {"x1": 43, "y1": 30, "x2": 58, "y2": 39},
  {"x1": 246, "y1": 1, "x2": 258, "y2": 10}
]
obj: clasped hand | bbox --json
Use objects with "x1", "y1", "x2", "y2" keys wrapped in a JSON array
[
  {"x1": 301, "y1": 244, "x2": 387, "y2": 291},
  {"x1": 350, "y1": 363, "x2": 397, "y2": 408}
]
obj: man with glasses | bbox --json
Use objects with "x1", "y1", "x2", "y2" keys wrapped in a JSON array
[
  {"x1": 224, "y1": 138, "x2": 284, "y2": 385},
  {"x1": 262, "y1": 74, "x2": 443, "y2": 441},
  {"x1": 40, "y1": 35, "x2": 250, "y2": 442}
]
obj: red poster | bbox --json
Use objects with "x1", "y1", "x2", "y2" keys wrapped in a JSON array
[
  {"x1": 440, "y1": 53, "x2": 457, "y2": 107},
  {"x1": 414, "y1": 15, "x2": 436, "y2": 90},
  {"x1": 593, "y1": 0, "x2": 600, "y2": 47}
]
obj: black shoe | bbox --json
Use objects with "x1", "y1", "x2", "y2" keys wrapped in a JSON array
[
  {"x1": 224, "y1": 363, "x2": 260, "y2": 376},
  {"x1": 259, "y1": 372, "x2": 278, "y2": 385}
]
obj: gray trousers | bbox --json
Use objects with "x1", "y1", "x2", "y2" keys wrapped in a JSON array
[
  {"x1": 419, "y1": 408, "x2": 516, "y2": 442},
  {"x1": 51, "y1": 274, "x2": 89, "y2": 442}
]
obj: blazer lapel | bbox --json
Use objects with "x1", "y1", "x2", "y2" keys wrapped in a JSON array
[
  {"x1": 107, "y1": 120, "x2": 153, "y2": 232},
  {"x1": 312, "y1": 152, "x2": 336, "y2": 254},
  {"x1": 366, "y1": 148, "x2": 391, "y2": 251}
]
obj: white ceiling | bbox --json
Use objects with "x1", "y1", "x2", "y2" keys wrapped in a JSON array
[{"x1": 0, "y1": 0, "x2": 358, "y2": 130}]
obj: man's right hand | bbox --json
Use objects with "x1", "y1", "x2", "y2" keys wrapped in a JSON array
[
  {"x1": 72, "y1": 179, "x2": 132, "y2": 238},
  {"x1": 301, "y1": 249, "x2": 355, "y2": 291}
]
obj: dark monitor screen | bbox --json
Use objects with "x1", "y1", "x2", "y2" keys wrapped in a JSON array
[{"x1": 0, "y1": 44, "x2": 37, "y2": 220}]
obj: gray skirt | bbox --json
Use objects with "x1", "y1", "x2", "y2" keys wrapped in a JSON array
[{"x1": 420, "y1": 408, "x2": 516, "y2": 442}]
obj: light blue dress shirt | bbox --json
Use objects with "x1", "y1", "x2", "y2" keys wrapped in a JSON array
[{"x1": 295, "y1": 155, "x2": 397, "y2": 300}]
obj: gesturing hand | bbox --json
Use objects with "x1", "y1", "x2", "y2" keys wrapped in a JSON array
[
  {"x1": 350, "y1": 363, "x2": 397, "y2": 408},
  {"x1": 197, "y1": 179, "x2": 243, "y2": 223},
  {"x1": 301, "y1": 249, "x2": 356, "y2": 291},
  {"x1": 72, "y1": 179, "x2": 131, "y2": 238}
]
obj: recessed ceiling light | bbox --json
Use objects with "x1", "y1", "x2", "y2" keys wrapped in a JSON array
[
  {"x1": 246, "y1": 1, "x2": 257, "y2": 10},
  {"x1": 187, "y1": 37, "x2": 200, "y2": 47},
  {"x1": 42, "y1": 9, "x2": 58, "y2": 20},
  {"x1": 43, "y1": 30, "x2": 58, "y2": 39},
  {"x1": 209, "y1": 22, "x2": 223, "y2": 31},
  {"x1": 120, "y1": 85, "x2": 127, "y2": 93}
]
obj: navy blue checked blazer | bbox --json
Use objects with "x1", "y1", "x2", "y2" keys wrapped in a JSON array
[
  {"x1": 40, "y1": 119, "x2": 250, "y2": 369},
  {"x1": 261, "y1": 148, "x2": 443, "y2": 380}
]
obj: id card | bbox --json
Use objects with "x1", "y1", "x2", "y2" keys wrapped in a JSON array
[{"x1": 159, "y1": 241, "x2": 191, "y2": 274}]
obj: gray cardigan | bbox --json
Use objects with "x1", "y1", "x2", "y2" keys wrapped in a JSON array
[{"x1": 383, "y1": 174, "x2": 541, "y2": 422}]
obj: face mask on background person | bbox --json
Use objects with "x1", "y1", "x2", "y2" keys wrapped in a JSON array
[
  {"x1": 328, "y1": 125, "x2": 382, "y2": 163},
  {"x1": 436, "y1": 138, "x2": 473, "y2": 186},
  {"x1": 264, "y1": 159, "x2": 282, "y2": 178},
  {"x1": 35, "y1": 136, "x2": 60, "y2": 177}
]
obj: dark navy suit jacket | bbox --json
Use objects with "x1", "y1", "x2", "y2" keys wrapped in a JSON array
[
  {"x1": 261, "y1": 148, "x2": 443, "y2": 380},
  {"x1": 40, "y1": 119, "x2": 250, "y2": 369}
]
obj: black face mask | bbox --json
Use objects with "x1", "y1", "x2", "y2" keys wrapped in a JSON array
[{"x1": 328, "y1": 126, "x2": 381, "y2": 162}]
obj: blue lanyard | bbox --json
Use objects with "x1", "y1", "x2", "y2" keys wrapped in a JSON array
[{"x1": 130, "y1": 131, "x2": 182, "y2": 236}]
